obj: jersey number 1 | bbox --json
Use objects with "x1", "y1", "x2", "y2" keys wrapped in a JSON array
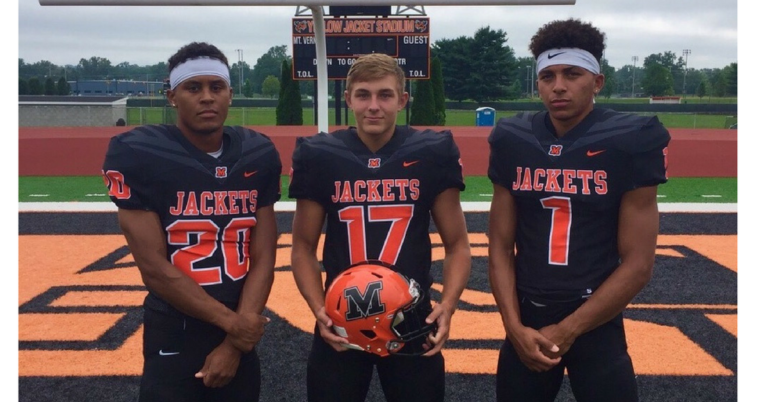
[
  {"x1": 540, "y1": 196, "x2": 572, "y2": 266},
  {"x1": 338, "y1": 205, "x2": 415, "y2": 265}
]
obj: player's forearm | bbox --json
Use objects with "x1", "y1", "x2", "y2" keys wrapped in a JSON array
[
  {"x1": 138, "y1": 257, "x2": 238, "y2": 330},
  {"x1": 290, "y1": 200, "x2": 327, "y2": 314},
  {"x1": 290, "y1": 250, "x2": 327, "y2": 316},
  {"x1": 120, "y1": 208, "x2": 239, "y2": 330},
  {"x1": 439, "y1": 245, "x2": 471, "y2": 312},
  {"x1": 236, "y1": 205, "x2": 278, "y2": 315},
  {"x1": 560, "y1": 185, "x2": 659, "y2": 338},
  {"x1": 488, "y1": 249, "x2": 525, "y2": 336},
  {"x1": 487, "y1": 186, "x2": 525, "y2": 336},
  {"x1": 236, "y1": 258, "x2": 275, "y2": 316},
  {"x1": 559, "y1": 259, "x2": 652, "y2": 339}
]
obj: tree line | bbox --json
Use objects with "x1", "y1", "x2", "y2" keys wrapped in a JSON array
[{"x1": 19, "y1": 25, "x2": 737, "y2": 102}]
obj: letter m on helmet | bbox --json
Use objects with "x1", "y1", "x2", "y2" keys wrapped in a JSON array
[{"x1": 344, "y1": 281, "x2": 385, "y2": 321}]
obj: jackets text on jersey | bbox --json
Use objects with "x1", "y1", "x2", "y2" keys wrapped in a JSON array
[
  {"x1": 511, "y1": 167, "x2": 608, "y2": 195},
  {"x1": 331, "y1": 179, "x2": 420, "y2": 203},
  {"x1": 168, "y1": 190, "x2": 260, "y2": 216}
]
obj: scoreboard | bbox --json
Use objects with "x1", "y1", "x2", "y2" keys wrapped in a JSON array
[{"x1": 292, "y1": 17, "x2": 431, "y2": 80}]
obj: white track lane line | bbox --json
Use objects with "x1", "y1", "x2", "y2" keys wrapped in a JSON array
[{"x1": 18, "y1": 202, "x2": 737, "y2": 213}]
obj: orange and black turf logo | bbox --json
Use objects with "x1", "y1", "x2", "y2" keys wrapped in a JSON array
[{"x1": 18, "y1": 231, "x2": 736, "y2": 377}]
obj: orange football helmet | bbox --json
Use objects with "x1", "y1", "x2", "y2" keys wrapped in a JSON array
[{"x1": 324, "y1": 261, "x2": 436, "y2": 357}]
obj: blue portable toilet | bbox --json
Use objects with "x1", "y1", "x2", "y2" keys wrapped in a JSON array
[{"x1": 476, "y1": 107, "x2": 496, "y2": 126}]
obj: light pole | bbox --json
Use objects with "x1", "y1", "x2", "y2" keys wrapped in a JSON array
[
  {"x1": 530, "y1": 60, "x2": 535, "y2": 97},
  {"x1": 526, "y1": 65, "x2": 531, "y2": 97},
  {"x1": 631, "y1": 56, "x2": 638, "y2": 98},
  {"x1": 682, "y1": 49, "x2": 691, "y2": 99},
  {"x1": 236, "y1": 48, "x2": 244, "y2": 96}
]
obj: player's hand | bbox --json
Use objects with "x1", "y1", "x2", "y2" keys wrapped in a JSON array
[
  {"x1": 195, "y1": 337, "x2": 241, "y2": 388},
  {"x1": 315, "y1": 306, "x2": 350, "y2": 352},
  {"x1": 508, "y1": 326, "x2": 561, "y2": 372},
  {"x1": 227, "y1": 312, "x2": 270, "y2": 353},
  {"x1": 538, "y1": 324, "x2": 575, "y2": 358},
  {"x1": 422, "y1": 302, "x2": 452, "y2": 357}
]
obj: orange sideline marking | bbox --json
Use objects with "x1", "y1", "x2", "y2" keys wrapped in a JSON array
[{"x1": 20, "y1": 313, "x2": 125, "y2": 342}]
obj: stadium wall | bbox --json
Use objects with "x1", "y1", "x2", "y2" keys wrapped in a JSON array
[
  {"x1": 18, "y1": 126, "x2": 737, "y2": 178},
  {"x1": 19, "y1": 97, "x2": 129, "y2": 127}
]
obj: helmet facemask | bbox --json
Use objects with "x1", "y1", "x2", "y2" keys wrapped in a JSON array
[{"x1": 387, "y1": 278, "x2": 437, "y2": 356}]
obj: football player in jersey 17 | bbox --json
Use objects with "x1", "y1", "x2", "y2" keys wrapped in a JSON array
[
  {"x1": 487, "y1": 19, "x2": 670, "y2": 402},
  {"x1": 101, "y1": 42, "x2": 282, "y2": 401},
  {"x1": 289, "y1": 53, "x2": 471, "y2": 402}
]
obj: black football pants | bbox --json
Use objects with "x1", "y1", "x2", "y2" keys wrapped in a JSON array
[
  {"x1": 307, "y1": 328, "x2": 445, "y2": 402},
  {"x1": 138, "y1": 307, "x2": 261, "y2": 402},
  {"x1": 496, "y1": 296, "x2": 638, "y2": 402}
]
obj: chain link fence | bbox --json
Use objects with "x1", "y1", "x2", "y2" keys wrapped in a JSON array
[
  {"x1": 19, "y1": 104, "x2": 737, "y2": 129},
  {"x1": 19, "y1": 105, "x2": 278, "y2": 127}
]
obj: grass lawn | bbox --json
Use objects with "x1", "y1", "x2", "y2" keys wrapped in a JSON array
[{"x1": 19, "y1": 176, "x2": 736, "y2": 204}]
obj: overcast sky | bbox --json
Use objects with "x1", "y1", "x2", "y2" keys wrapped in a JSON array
[{"x1": 17, "y1": 0, "x2": 738, "y2": 70}]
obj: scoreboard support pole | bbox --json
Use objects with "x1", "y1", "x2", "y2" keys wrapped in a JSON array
[
  {"x1": 309, "y1": 6, "x2": 330, "y2": 132},
  {"x1": 405, "y1": 80, "x2": 411, "y2": 123},
  {"x1": 335, "y1": 81, "x2": 342, "y2": 126}
]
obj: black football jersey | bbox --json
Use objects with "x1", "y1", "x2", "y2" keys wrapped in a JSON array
[
  {"x1": 102, "y1": 124, "x2": 282, "y2": 309},
  {"x1": 289, "y1": 126, "x2": 465, "y2": 290},
  {"x1": 488, "y1": 108, "x2": 670, "y2": 302}
]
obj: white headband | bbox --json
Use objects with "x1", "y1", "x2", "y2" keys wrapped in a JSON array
[
  {"x1": 169, "y1": 57, "x2": 231, "y2": 90},
  {"x1": 536, "y1": 48, "x2": 601, "y2": 75}
]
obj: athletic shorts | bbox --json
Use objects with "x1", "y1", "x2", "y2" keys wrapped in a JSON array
[
  {"x1": 138, "y1": 306, "x2": 261, "y2": 402},
  {"x1": 496, "y1": 294, "x2": 638, "y2": 402},
  {"x1": 306, "y1": 328, "x2": 445, "y2": 402}
]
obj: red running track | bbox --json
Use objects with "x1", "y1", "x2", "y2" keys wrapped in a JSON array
[{"x1": 18, "y1": 126, "x2": 736, "y2": 177}]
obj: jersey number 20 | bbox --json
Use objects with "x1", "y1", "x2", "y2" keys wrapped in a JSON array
[{"x1": 167, "y1": 218, "x2": 257, "y2": 285}]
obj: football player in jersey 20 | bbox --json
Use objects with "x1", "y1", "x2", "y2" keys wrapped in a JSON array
[
  {"x1": 102, "y1": 42, "x2": 282, "y2": 401},
  {"x1": 289, "y1": 53, "x2": 472, "y2": 401},
  {"x1": 487, "y1": 19, "x2": 671, "y2": 402}
]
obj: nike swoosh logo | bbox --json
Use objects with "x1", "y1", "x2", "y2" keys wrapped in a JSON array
[
  {"x1": 548, "y1": 51, "x2": 566, "y2": 59},
  {"x1": 403, "y1": 160, "x2": 420, "y2": 167},
  {"x1": 244, "y1": 170, "x2": 258, "y2": 178},
  {"x1": 159, "y1": 350, "x2": 180, "y2": 356},
  {"x1": 587, "y1": 150, "x2": 606, "y2": 157}
]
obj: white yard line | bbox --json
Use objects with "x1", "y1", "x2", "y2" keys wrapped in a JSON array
[{"x1": 18, "y1": 202, "x2": 737, "y2": 213}]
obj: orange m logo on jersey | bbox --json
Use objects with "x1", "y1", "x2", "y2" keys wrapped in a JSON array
[
  {"x1": 215, "y1": 166, "x2": 228, "y2": 178},
  {"x1": 548, "y1": 145, "x2": 563, "y2": 156}
]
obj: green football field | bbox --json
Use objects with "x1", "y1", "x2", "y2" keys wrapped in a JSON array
[{"x1": 18, "y1": 175, "x2": 736, "y2": 204}]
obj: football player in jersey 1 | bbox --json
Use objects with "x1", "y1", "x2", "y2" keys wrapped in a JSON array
[
  {"x1": 102, "y1": 42, "x2": 282, "y2": 401},
  {"x1": 488, "y1": 19, "x2": 670, "y2": 401},
  {"x1": 289, "y1": 53, "x2": 471, "y2": 401}
]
